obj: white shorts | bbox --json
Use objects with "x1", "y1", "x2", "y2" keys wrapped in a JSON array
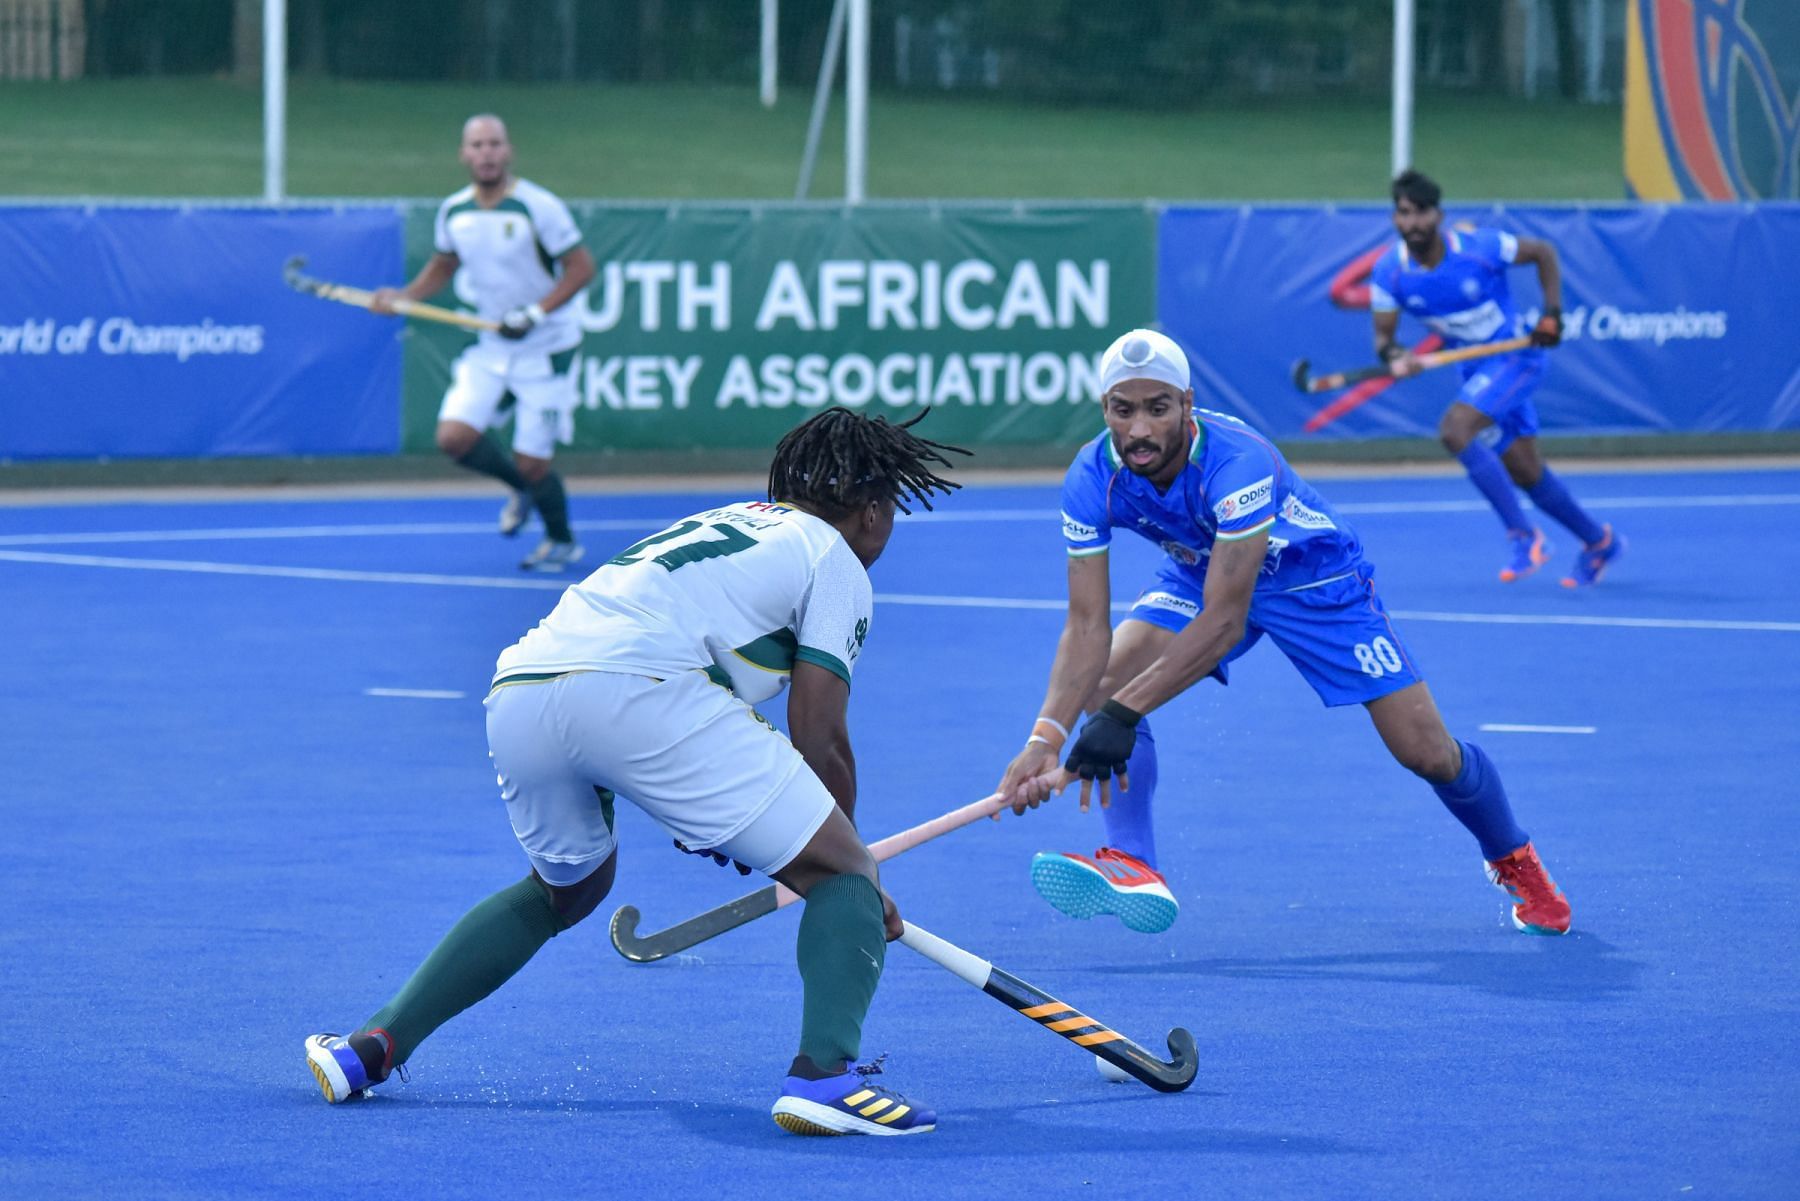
[
  {"x1": 439, "y1": 340, "x2": 581, "y2": 460},
  {"x1": 483, "y1": 669, "x2": 836, "y2": 886}
]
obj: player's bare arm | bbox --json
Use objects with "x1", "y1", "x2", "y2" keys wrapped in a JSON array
[
  {"x1": 1374, "y1": 308, "x2": 1421, "y2": 377},
  {"x1": 537, "y1": 245, "x2": 596, "y2": 315},
  {"x1": 787, "y1": 660, "x2": 857, "y2": 819},
  {"x1": 371, "y1": 251, "x2": 459, "y2": 315},
  {"x1": 1054, "y1": 531, "x2": 1262, "y2": 813},
  {"x1": 1514, "y1": 237, "x2": 1565, "y2": 346},
  {"x1": 1112, "y1": 530, "x2": 1263, "y2": 716},
  {"x1": 1000, "y1": 550, "x2": 1113, "y2": 813}
]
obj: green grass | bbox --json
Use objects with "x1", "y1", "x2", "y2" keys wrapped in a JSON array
[{"x1": 0, "y1": 78, "x2": 1625, "y2": 202}]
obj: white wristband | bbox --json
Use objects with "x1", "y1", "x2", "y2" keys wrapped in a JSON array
[
  {"x1": 1026, "y1": 735, "x2": 1053, "y2": 749},
  {"x1": 1035, "y1": 715, "x2": 1071, "y2": 740}
]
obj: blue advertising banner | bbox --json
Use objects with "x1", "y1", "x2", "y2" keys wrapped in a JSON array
[
  {"x1": 0, "y1": 206, "x2": 402, "y2": 460},
  {"x1": 1158, "y1": 203, "x2": 1800, "y2": 441}
]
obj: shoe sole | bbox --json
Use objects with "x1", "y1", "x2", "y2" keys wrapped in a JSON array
[
  {"x1": 305, "y1": 1036, "x2": 356, "y2": 1103},
  {"x1": 520, "y1": 546, "x2": 585, "y2": 573},
  {"x1": 1511, "y1": 911, "x2": 1572, "y2": 936},
  {"x1": 770, "y1": 1097, "x2": 934, "y2": 1136},
  {"x1": 1031, "y1": 856, "x2": 1178, "y2": 934},
  {"x1": 1561, "y1": 534, "x2": 1625, "y2": 589},
  {"x1": 1499, "y1": 534, "x2": 1552, "y2": 582}
]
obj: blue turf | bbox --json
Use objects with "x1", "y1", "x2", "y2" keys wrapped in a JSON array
[{"x1": 2, "y1": 468, "x2": 1797, "y2": 1199}]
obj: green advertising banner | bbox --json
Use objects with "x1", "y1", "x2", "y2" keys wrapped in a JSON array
[{"x1": 401, "y1": 203, "x2": 1155, "y2": 454}]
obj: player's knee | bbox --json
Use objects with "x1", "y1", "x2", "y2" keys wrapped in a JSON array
[
  {"x1": 436, "y1": 423, "x2": 478, "y2": 458},
  {"x1": 1437, "y1": 417, "x2": 1471, "y2": 453},
  {"x1": 536, "y1": 853, "x2": 616, "y2": 928},
  {"x1": 1394, "y1": 735, "x2": 1458, "y2": 782},
  {"x1": 515, "y1": 456, "x2": 550, "y2": 484}
]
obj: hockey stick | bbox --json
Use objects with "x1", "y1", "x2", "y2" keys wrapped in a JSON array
[
  {"x1": 1290, "y1": 335, "x2": 1531, "y2": 396},
  {"x1": 609, "y1": 791, "x2": 1007, "y2": 963},
  {"x1": 899, "y1": 921, "x2": 1198, "y2": 1093},
  {"x1": 283, "y1": 255, "x2": 500, "y2": 332}
]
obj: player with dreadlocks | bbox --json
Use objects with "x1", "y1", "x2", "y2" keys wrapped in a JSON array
[{"x1": 306, "y1": 406, "x2": 967, "y2": 1136}]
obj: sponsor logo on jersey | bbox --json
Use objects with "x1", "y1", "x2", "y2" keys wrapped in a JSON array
[
  {"x1": 1423, "y1": 300, "x2": 1506, "y2": 343},
  {"x1": 847, "y1": 616, "x2": 869, "y2": 663},
  {"x1": 1279, "y1": 495, "x2": 1336, "y2": 530},
  {"x1": 1213, "y1": 476, "x2": 1274, "y2": 523},
  {"x1": 1136, "y1": 590, "x2": 1200, "y2": 619},
  {"x1": 1061, "y1": 511, "x2": 1100, "y2": 543},
  {"x1": 1159, "y1": 541, "x2": 1207, "y2": 567}
]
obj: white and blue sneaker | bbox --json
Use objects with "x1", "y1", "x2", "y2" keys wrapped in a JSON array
[
  {"x1": 519, "y1": 538, "x2": 584, "y2": 573},
  {"x1": 305, "y1": 1032, "x2": 389, "y2": 1103},
  {"x1": 499, "y1": 490, "x2": 534, "y2": 537},
  {"x1": 771, "y1": 1057, "x2": 936, "y2": 1136},
  {"x1": 1031, "y1": 847, "x2": 1179, "y2": 934}
]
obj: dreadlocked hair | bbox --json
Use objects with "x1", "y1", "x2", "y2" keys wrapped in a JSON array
[{"x1": 767, "y1": 407, "x2": 971, "y2": 517}]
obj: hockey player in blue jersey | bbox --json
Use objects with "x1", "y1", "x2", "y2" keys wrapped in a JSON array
[
  {"x1": 1373, "y1": 169, "x2": 1623, "y2": 587},
  {"x1": 996, "y1": 328, "x2": 1571, "y2": 939}
]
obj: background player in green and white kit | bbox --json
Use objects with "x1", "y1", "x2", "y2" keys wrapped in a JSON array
[
  {"x1": 306, "y1": 408, "x2": 967, "y2": 1137},
  {"x1": 373, "y1": 114, "x2": 597, "y2": 572}
]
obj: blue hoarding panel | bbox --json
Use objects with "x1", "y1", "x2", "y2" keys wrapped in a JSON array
[
  {"x1": 1157, "y1": 203, "x2": 1800, "y2": 440},
  {"x1": 0, "y1": 206, "x2": 402, "y2": 460}
]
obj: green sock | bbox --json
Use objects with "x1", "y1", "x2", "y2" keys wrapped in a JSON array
[
  {"x1": 530, "y1": 471, "x2": 573, "y2": 542},
  {"x1": 455, "y1": 434, "x2": 530, "y2": 492},
  {"x1": 795, "y1": 873, "x2": 886, "y2": 1069},
  {"x1": 361, "y1": 876, "x2": 565, "y2": 1067}
]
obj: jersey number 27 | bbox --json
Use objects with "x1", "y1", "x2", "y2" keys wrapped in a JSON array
[{"x1": 608, "y1": 520, "x2": 759, "y2": 572}]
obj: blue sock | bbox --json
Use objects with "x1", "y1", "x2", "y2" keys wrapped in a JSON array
[
  {"x1": 1456, "y1": 443, "x2": 1531, "y2": 535},
  {"x1": 1525, "y1": 467, "x2": 1604, "y2": 546},
  {"x1": 1101, "y1": 718, "x2": 1158, "y2": 867},
  {"x1": 1431, "y1": 741, "x2": 1528, "y2": 862}
]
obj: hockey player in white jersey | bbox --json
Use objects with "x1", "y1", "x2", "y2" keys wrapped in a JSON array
[
  {"x1": 306, "y1": 407, "x2": 968, "y2": 1137},
  {"x1": 373, "y1": 114, "x2": 597, "y2": 572}
]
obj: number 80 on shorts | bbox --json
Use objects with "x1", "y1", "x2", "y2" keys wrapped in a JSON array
[{"x1": 1353, "y1": 637, "x2": 1405, "y2": 678}]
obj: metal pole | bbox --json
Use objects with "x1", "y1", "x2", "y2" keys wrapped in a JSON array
[
  {"x1": 1584, "y1": 0, "x2": 1604, "y2": 102},
  {"x1": 795, "y1": 0, "x2": 846, "y2": 200},
  {"x1": 761, "y1": 0, "x2": 778, "y2": 108},
  {"x1": 846, "y1": 0, "x2": 868, "y2": 203},
  {"x1": 1522, "y1": 0, "x2": 1540, "y2": 100},
  {"x1": 1391, "y1": 0, "x2": 1414, "y2": 177},
  {"x1": 263, "y1": 0, "x2": 286, "y2": 202}
]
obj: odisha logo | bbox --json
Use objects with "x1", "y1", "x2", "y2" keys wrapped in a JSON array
[{"x1": 1642, "y1": 0, "x2": 1800, "y2": 199}]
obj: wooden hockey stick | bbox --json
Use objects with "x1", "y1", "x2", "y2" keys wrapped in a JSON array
[
  {"x1": 609, "y1": 791, "x2": 1007, "y2": 963},
  {"x1": 283, "y1": 255, "x2": 499, "y2": 332},
  {"x1": 899, "y1": 921, "x2": 1199, "y2": 1093},
  {"x1": 1291, "y1": 335, "x2": 1531, "y2": 396}
]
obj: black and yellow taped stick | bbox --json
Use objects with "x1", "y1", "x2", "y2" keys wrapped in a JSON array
[{"x1": 898, "y1": 921, "x2": 1197, "y2": 1093}]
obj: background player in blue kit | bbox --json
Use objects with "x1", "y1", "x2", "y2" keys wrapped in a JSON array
[
  {"x1": 1373, "y1": 169, "x2": 1624, "y2": 588},
  {"x1": 996, "y1": 329, "x2": 1572, "y2": 939}
]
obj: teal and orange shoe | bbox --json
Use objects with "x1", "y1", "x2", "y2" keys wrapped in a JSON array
[
  {"x1": 1031, "y1": 847, "x2": 1178, "y2": 934},
  {"x1": 1561, "y1": 525, "x2": 1625, "y2": 588},
  {"x1": 1499, "y1": 528, "x2": 1551, "y2": 583},
  {"x1": 1484, "y1": 842, "x2": 1572, "y2": 935},
  {"x1": 772, "y1": 1057, "x2": 936, "y2": 1136}
]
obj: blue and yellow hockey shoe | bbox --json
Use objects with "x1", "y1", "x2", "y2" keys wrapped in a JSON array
[
  {"x1": 305, "y1": 1033, "x2": 388, "y2": 1103},
  {"x1": 771, "y1": 1058, "x2": 936, "y2": 1136},
  {"x1": 1031, "y1": 847, "x2": 1179, "y2": 934}
]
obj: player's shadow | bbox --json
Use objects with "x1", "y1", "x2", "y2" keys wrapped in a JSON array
[
  {"x1": 373, "y1": 1094, "x2": 1363, "y2": 1159},
  {"x1": 1094, "y1": 931, "x2": 1640, "y2": 1001}
]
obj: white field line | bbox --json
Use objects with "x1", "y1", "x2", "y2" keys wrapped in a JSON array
[
  {"x1": 5, "y1": 548, "x2": 1799, "y2": 633},
  {"x1": 365, "y1": 688, "x2": 466, "y2": 700},
  {"x1": 3, "y1": 492, "x2": 1800, "y2": 547},
  {"x1": 1479, "y1": 723, "x2": 1597, "y2": 734}
]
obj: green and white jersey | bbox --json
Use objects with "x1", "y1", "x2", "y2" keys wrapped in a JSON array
[
  {"x1": 494, "y1": 501, "x2": 872, "y2": 704},
  {"x1": 434, "y1": 177, "x2": 583, "y2": 354}
]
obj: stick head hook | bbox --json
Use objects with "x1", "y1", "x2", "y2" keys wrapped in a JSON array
[
  {"x1": 282, "y1": 255, "x2": 316, "y2": 294},
  {"x1": 1289, "y1": 358, "x2": 1312, "y2": 393}
]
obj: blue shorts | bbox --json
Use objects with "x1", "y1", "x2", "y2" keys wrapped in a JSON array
[
  {"x1": 1457, "y1": 352, "x2": 1544, "y2": 454},
  {"x1": 1127, "y1": 559, "x2": 1423, "y2": 707}
]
